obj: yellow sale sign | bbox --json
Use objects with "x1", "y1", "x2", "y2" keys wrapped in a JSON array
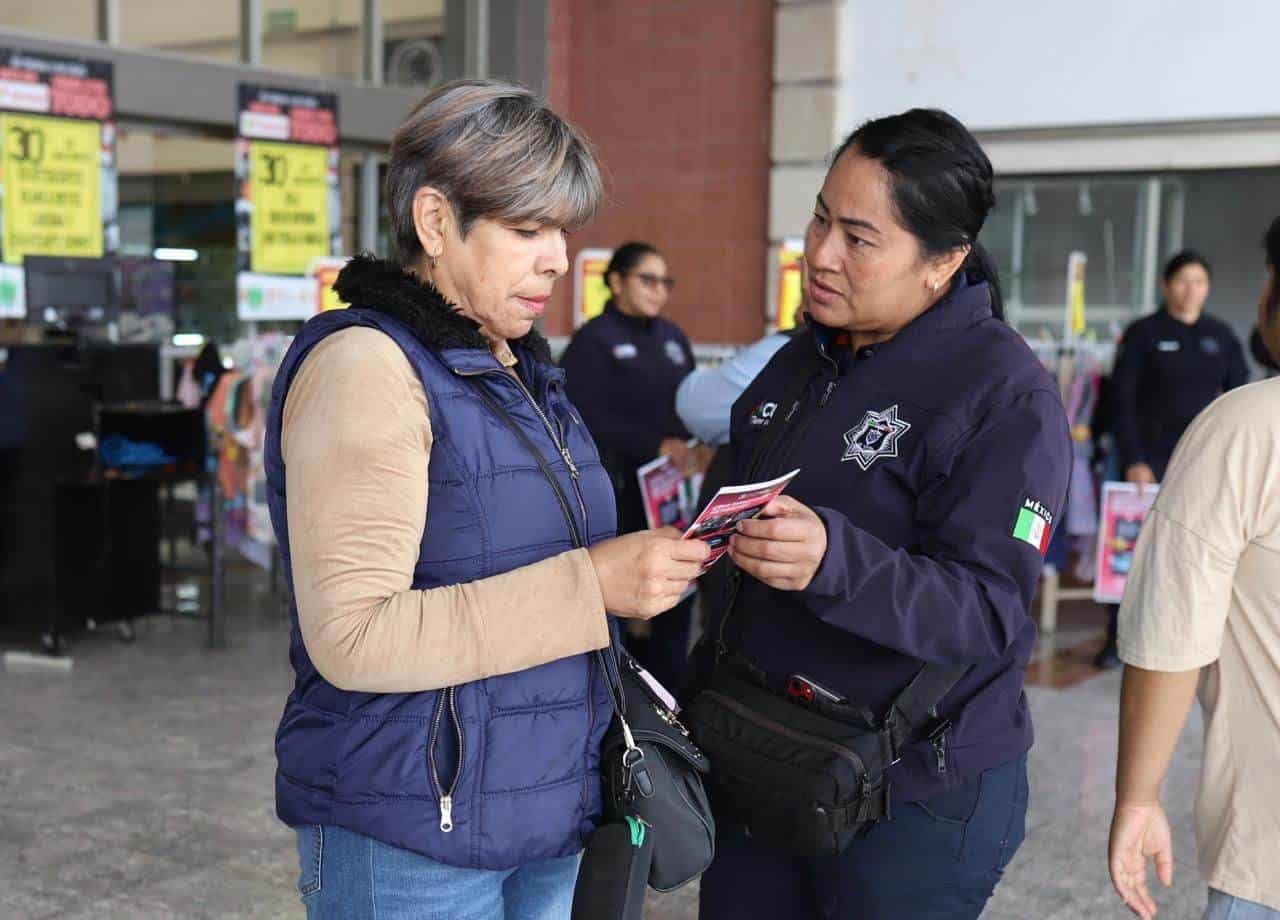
[
  {"x1": 249, "y1": 140, "x2": 329, "y2": 276},
  {"x1": 581, "y1": 255, "x2": 611, "y2": 324},
  {"x1": 1, "y1": 113, "x2": 102, "y2": 265},
  {"x1": 777, "y1": 246, "x2": 804, "y2": 331}
]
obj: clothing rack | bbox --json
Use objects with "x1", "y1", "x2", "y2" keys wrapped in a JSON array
[{"x1": 1022, "y1": 334, "x2": 1118, "y2": 632}]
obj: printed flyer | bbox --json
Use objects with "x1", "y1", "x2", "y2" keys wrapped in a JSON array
[
  {"x1": 683, "y1": 469, "x2": 800, "y2": 572},
  {"x1": 1094, "y1": 481, "x2": 1159, "y2": 604},
  {"x1": 637, "y1": 455, "x2": 693, "y2": 532}
]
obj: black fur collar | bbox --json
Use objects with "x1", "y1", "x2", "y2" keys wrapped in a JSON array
[{"x1": 332, "y1": 253, "x2": 554, "y2": 366}]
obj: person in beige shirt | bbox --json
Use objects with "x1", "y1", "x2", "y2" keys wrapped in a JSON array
[{"x1": 1108, "y1": 266, "x2": 1280, "y2": 920}]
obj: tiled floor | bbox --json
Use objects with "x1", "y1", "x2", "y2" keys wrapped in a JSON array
[{"x1": 0, "y1": 565, "x2": 1210, "y2": 919}]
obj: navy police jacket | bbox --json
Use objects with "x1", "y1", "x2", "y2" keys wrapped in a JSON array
[
  {"x1": 561, "y1": 302, "x2": 696, "y2": 532},
  {"x1": 1109, "y1": 308, "x2": 1248, "y2": 478},
  {"x1": 722, "y1": 276, "x2": 1071, "y2": 802}
]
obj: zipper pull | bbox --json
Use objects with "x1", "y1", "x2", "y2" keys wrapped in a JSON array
[
  {"x1": 439, "y1": 794, "x2": 454, "y2": 833},
  {"x1": 561, "y1": 447, "x2": 580, "y2": 478},
  {"x1": 820, "y1": 380, "x2": 838, "y2": 407},
  {"x1": 931, "y1": 732, "x2": 947, "y2": 775}
]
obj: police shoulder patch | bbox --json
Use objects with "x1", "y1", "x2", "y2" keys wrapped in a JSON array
[{"x1": 1012, "y1": 496, "x2": 1053, "y2": 555}]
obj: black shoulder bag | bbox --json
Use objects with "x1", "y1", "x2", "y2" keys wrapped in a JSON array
[
  {"x1": 681, "y1": 365, "x2": 971, "y2": 857},
  {"x1": 465, "y1": 377, "x2": 714, "y2": 892}
]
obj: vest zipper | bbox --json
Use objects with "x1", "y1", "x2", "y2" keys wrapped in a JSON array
[
  {"x1": 428, "y1": 687, "x2": 464, "y2": 832},
  {"x1": 459, "y1": 367, "x2": 592, "y2": 544},
  {"x1": 456, "y1": 364, "x2": 630, "y2": 820}
]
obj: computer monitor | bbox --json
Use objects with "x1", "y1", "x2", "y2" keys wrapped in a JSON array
[{"x1": 23, "y1": 255, "x2": 119, "y2": 329}]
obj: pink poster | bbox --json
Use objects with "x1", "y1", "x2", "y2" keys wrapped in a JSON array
[
  {"x1": 1094, "y1": 481, "x2": 1159, "y2": 604},
  {"x1": 636, "y1": 456, "x2": 692, "y2": 532}
]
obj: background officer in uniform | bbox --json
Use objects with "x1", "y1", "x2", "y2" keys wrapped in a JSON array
[
  {"x1": 1094, "y1": 251, "x2": 1250, "y2": 667},
  {"x1": 561, "y1": 240, "x2": 705, "y2": 691},
  {"x1": 694, "y1": 108, "x2": 1072, "y2": 919}
]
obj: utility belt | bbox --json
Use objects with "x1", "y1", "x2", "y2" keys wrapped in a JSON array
[{"x1": 684, "y1": 651, "x2": 964, "y2": 858}]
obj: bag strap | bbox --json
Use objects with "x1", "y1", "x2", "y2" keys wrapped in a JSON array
[
  {"x1": 741, "y1": 360, "x2": 818, "y2": 484},
  {"x1": 461, "y1": 374, "x2": 633, "y2": 726},
  {"x1": 883, "y1": 662, "x2": 970, "y2": 753},
  {"x1": 714, "y1": 358, "x2": 823, "y2": 657}
]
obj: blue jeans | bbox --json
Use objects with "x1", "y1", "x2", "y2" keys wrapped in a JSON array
[
  {"x1": 294, "y1": 824, "x2": 580, "y2": 920},
  {"x1": 1205, "y1": 890, "x2": 1280, "y2": 919},
  {"x1": 699, "y1": 755, "x2": 1029, "y2": 920}
]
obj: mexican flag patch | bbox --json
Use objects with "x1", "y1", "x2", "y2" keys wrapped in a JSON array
[{"x1": 1012, "y1": 497, "x2": 1053, "y2": 555}]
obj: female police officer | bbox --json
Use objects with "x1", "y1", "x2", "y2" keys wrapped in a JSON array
[{"x1": 694, "y1": 109, "x2": 1072, "y2": 918}]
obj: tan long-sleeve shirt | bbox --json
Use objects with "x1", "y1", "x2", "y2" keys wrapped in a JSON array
[{"x1": 282, "y1": 326, "x2": 610, "y2": 694}]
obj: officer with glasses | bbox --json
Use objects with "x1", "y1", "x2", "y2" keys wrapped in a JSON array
[{"x1": 562, "y1": 240, "x2": 706, "y2": 692}]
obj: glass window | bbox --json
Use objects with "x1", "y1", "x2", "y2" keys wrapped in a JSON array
[
  {"x1": 0, "y1": 1, "x2": 97, "y2": 43},
  {"x1": 261, "y1": 0, "x2": 445, "y2": 83},
  {"x1": 119, "y1": 1, "x2": 239, "y2": 64},
  {"x1": 985, "y1": 167, "x2": 1277, "y2": 369},
  {"x1": 1170, "y1": 168, "x2": 1280, "y2": 350}
]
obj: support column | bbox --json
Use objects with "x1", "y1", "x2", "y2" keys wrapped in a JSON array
[
  {"x1": 444, "y1": 0, "x2": 548, "y2": 93},
  {"x1": 363, "y1": 0, "x2": 384, "y2": 86},
  {"x1": 97, "y1": 0, "x2": 121, "y2": 45},
  {"x1": 240, "y1": 0, "x2": 262, "y2": 66},
  {"x1": 360, "y1": 0, "x2": 385, "y2": 255},
  {"x1": 768, "y1": 0, "x2": 854, "y2": 326}
]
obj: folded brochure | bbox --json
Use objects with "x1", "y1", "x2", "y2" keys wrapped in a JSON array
[{"x1": 682, "y1": 469, "x2": 800, "y2": 572}]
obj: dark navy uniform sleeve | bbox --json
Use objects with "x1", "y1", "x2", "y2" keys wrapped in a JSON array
[
  {"x1": 1225, "y1": 329, "x2": 1250, "y2": 391},
  {"x1": 1109, "y1": 322, "x2": 1149, "y2": 469},
  {"x1": 800, "y1": 388, "x2": 1071, "y2": 665},
  {"x1": 561, "y1": 327, "x2": 664, "y2": 462}
]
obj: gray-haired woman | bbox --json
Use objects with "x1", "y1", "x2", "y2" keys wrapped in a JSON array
[{"x1": 265, "y1": 80, "x2": 709, "y2": 918}]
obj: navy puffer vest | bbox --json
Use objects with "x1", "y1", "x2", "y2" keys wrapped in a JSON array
[{"x1": 266, "y1": 256, "x2": 618, "y2": 870}]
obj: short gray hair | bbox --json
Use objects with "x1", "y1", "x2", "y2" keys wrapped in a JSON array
[{"x1": 386, "y1": 79, "x2": 603, "y2": 263}]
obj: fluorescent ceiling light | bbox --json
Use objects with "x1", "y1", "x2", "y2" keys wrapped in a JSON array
[
  {"x1": 154, "y1": 247, "x2": 199, "y2": 262},
  {"x1": 172, "y1": 333, "x2": 205, "y2": 347}
]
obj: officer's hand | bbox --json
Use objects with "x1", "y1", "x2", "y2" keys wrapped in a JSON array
[
  {"x1": 689, "y1": 443, "x2": 716, "y2": 477},
  {"x1": 1108, "y1": 801, "x2": 1174, "y2": 920},
  {"x1": 729, "y1": 495, "x2": 828, "y2": 592},
  {"x1": 1125, "y1": 463, "x2": 1157, "y2": 492},
  {"x1": 659, "y1": 437, "x2": 692, "y2": 471},
  {"x1": 588, "y1": 528, "x2": 709, "y2": 620}
]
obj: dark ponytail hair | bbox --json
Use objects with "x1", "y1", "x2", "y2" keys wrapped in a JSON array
[
  {"x1": 605, "y1": 241, "x2": 663, "y2": 305},
  {"x1": 833, "y1": 108, "x2": 1004, "y2": 320},
  {"x1": 1162, "y1": 249, "x2": 1212, "y2": 283}
]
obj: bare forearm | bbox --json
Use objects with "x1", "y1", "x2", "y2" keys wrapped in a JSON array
[{"x1": 1116, "y1": 665, "x2": 1201, "y2": 804}]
